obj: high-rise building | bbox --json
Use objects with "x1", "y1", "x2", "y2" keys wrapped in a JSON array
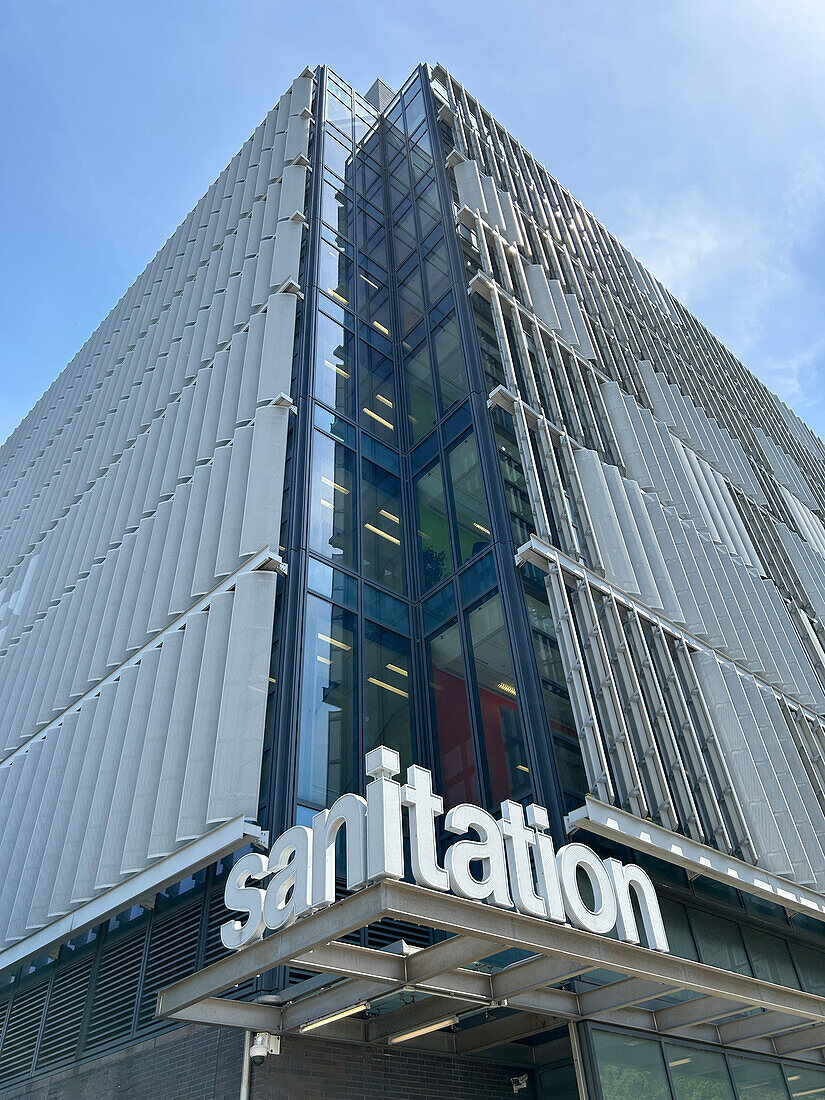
[{"x1": 2, "y1": 61, "x2": 825, "y2": 1100}]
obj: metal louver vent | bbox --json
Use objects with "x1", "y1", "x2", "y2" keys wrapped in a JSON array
[
  {"x1": 203, "y1": 886, "x2": 233, "y2": 968},
  {"x1": 83, "y1": 931, "x2": 145, "y2": 1053},
  {"x1": 136, "y1": 903, "x2": 201, "y2": 1033},
  {"x1": 367, "y1": 918, "x2": 432, "y2": 950},
  {"x1": 0, "y1": 980, "x2": 48, "y2": 1087},
  {"x1": 35, "y1": 956, "x2": 94, "y2": 1071}
]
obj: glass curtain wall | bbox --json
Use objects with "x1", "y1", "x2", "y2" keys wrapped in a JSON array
[{"x1": 590, "y1": 1027, "x2": 825, "y2": 1100}]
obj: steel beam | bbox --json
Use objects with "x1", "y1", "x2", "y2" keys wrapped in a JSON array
[
  {"x1": 578, "y1": 978, "x2": 676, "y2": 1015},
  {"x1": 655, "y1": 996, "x2": 743, "y2": 1031},
  {"x1": 774, "y1": 1023, "x2": 825, "y2": 1055},
  {"x1": 167, "y1": 997, "x2": 283, "y2": 1031},
  {"x1": 718, "y1": 1011, "x2": 802, "y2": 1044}
]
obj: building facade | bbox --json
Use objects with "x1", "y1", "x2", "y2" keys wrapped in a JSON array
[{"x1": 2, "y1": 61, "x2": 825, "y2": 1099}]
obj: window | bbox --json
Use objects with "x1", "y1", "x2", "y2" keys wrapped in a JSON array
[
  {"x1": 448, "y1": 434, "x2": 490, "y2": 564},
  {"x1": 742, "y1": 927, "x2": 800, "y2": 988},
  {"x1": 431, "y1": 314, "x2": 467, "y2": 413},
  {"x1": 786, "y1": 1066, "x2": 825, "y2": 1098},
  {"x1": 321, "y1": 173, "x2": 354, "y2": 240},
  {"x1": 465, "y1": 593, "x2": 530, "y2": 805},
  {"x1": 664, "y1": 1046, "x2": 734, "y2": 1100},
  {"x1": 319, "y1": 234, "x2": 353, "y2": 307},
  {"x1": 296, "y1": 595, "x2": 356, "y2": 806},
  {"x1": 364, "y1": 623, "x2": 412, "y2": 768},
  {"x1": 361, "y1": 460, "x2": 404, "y2": 593},
  {"x1": 309, "y1": 430, "x2": 356, "y2": 570},
  {"x1": 415, "y1": 460, "x2": 453, "y2": 591},
  {"x1": 358, "y1": 266, "x2": 392, "y2": 338},
  {"x1": 428, "y1": 621, "x2": 477, "y2": 808},
  {"x1": 323, "y1": 131, "x2": 353, "y2": 180},
  {"x1": 592, "y1": 1030, "x2": 671, "y2": 1100},
  {"x1": 728, "y1": 1056, "x2": 788, "y2": 1100},
  {"x1": 314, "y1": 310, "x2": 355, "y2": 418},
  {"x1": 404, "y1": 342, "x2": 437, "y2": 444},
  {"x1": 359, "y1": 340, "x2": 396, "y2": 444},
  {"x1": 689, "y1": 910, "x2": 752, "y2": 976}
]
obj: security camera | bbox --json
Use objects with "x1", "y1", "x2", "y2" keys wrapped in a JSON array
[
  {"x1": 511, "y1": 1074, "x2": 528, "y2": 1094},
  {"x1": 250, "y1": 1032, "x2": 281, "y2": 1066}
]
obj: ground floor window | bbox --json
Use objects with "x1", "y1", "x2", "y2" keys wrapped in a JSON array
[{"x1": 590, "y1": 1027, "x2": 825, "y2": 1100}]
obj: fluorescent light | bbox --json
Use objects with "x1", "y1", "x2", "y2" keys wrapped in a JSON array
[
  {"x1": 321, "y1": 475, "x2": 350, "y2": 495},
  {"x1": 516, "y1": 764, "x2": 529, "y2": 773},
  {"x1": 496, "y1": 680, "x2": 517, "y2": 697},
  {"x1": 379, "y1": 509, "x2": 399, "y2": 524},
  {"x1": 367, "y1": 676, "x2": 409, "y2": 698},
  {"x1": 299, "y1": 1001, "x2": 369, "y2": 1033},
  {"x1": 376, "y1": 394, "x2": 393, "y2": 408},
  {"x1": 318, "y1": 632, "x2": 351, "y2": 651},
  {"x1": 668, "y1": 1057, "x2": 691, "y2": 1067},
  {"x1": 472, "y1": 522, "x2": 490, "y2": 535},
  {"x1": 328, "y1": 289, "x2": 348, "y2": 305},
  {"x1": 387, "y1": 1015, "x2": 458, "y2": 1044},
  {"x1": 324, "y1": 359, "x2": 349, "y2": 379},
  {"x1": 320, "y1": 498, "x2": 334, "y2": 510},
  {"x1": 362, "y1": 407, "x2": 394, "y2": 430},
  {"x1": 359, "y1": 272, "x2": 380, "y2": 290},
  {"x1": 372, "y1": 321, "x2": 390, "y2": 336},
  {"x1": 364, "y1": 522, "x2": 401, "y2": 546},
  {"x1": 386, "y1": 663, "x2": 408, "y2": 677}
]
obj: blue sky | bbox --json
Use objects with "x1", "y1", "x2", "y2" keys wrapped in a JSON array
[{"x1": 1, "y1": 0, "x2": 824, "y2": 445}]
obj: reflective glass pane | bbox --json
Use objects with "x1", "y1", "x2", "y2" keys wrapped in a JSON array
[
  {"x1": 314, "y1": 310, "x2": 355, "y2": 417},
  {"x1": 742, "y1": 927, "x2": 800, "y2": 988},
  {"x1": 404, "y1": 342, "x2": 437, "y2": 444},
  {"x1": 358, "y1": 268, "x2": 392, "y2": 338},
  {"x1": 423, "y1": 242, "x2": 451, "y2": 308},
  {"x1": 448, "y1": 435, "x2": 491, "y2": 564},
  {"x1": 468, "y1": 594, "x2": 530, "y2": 805},
  {"x1": 432, "y1": 314, "x2": 468, "y2": 412},
  {"x1": 404, "y1": 90, "x2": 425, "y2": 134},
  {"x1": 362, "y1": 459, "x2": 404, "y2": 593},
  {"x1": 786, "y1": 1066, "x2": 825, "y2": 1099},
  {"x1": 416, "y1": 460, "x2": 453, "y2": 591},
  {"x1": 319, "y1": 237, "x2": 352, "y2": 307},
  {"x1": 309, "y1": 430, "x2": 356, "y2": 570},
  {"x1": 297, "y1": 595, "x2": 356, "y2": 806},
  {"x1": 359, "y1": 341, "x2": 396, "y2": 444},
  {"x1": 358, "y1": 205, "x2": 387, "y2": 268},
  {"x1": 728, "y1": 1056, "x2": 789, "y2": 1100},
  {"x1": 323, "y1": 132, "x2": 353, "y2": 180},
  {"x1": 325, "y1": 94, "x2": 352, "y2": 138},
  {"x1": 392, "y1": 201, "x2": 417, "y2": 266},
  {"x1": 658, "y1": 900, "x2": 699, "y2": 961},
  {"x1": 399, "y1": 264, "x2": 424, "y2": 334},
  {"x1": 790, "y1": 942, "x2": 825, "y2": 996},
  {"x1": 410, "y1": 138, "x2": 433, "y2": 186},
  {"x1": 429, "y1": 621, "x2": 477, "y2": 808},
  {"x1": 690, "y1": 910, "x2": 752, "y2": 976},
  {"x1": 364, "y1": 622, "x2": 412, "y2": 768},
  {"x1": 592, "y1": 1030, "x2": 671, "y2": 1100},
  {"x1": 321, "y1": 174, "x2": 354, "y2": 239},
  {"x1": 665, "y1": 1045, "x2": 734, "y2": 1100},
  {"x1": 355, "y1": 155, "x2": 383, "y2": 205}
]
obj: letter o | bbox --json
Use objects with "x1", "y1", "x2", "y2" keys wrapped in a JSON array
[{"x1": 556, "y1": 843, "x2": 618, "y2": 935}]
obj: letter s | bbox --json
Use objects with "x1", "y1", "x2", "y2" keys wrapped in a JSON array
[{"x1": 220, "y1": 852, "x2": 268, "y2": 950}]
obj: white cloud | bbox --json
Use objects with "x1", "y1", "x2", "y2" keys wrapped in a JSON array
[{"x1": 616, "y1": 159, "x2": 825, "y2": 419}]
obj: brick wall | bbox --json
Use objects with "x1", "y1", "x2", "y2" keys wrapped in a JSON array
[
  {"x1": 250, "y1": 1034, "x2": 534, "y2": 1099},
  {"x1": 2, "y1": 1026, "x2": 535, "y2": 1099},
  {"x1": 0, "y1": 1024, "x2": 244, "y2": 1100}
]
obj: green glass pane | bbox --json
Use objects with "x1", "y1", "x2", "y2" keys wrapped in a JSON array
[
  {"x1": 415, "y1": 460, "x2": 453, "y2": 591},
  {"x1": 432, "y1": 315, "x2": 468, "y2": 412},
  {"x1": 665, "y1": 1045, "x2": 734, "y2": 1100},
  {"x1": 404, "y1": 343, "x2": 437, "y2": 444},
  {"x1": 689, "y1": 910, "x2": 752, "y2": 975},
  {"x1": 321, "y1": 174, "x2": 353, "y2": 239},
  {"x1": 297, "y1": 595, "x2": 356, "y2": 806},
  {"x1": 364, "y1": 622, "x2": 412, "y2": 769},
  {"x1": 728, "y1": 1056, "x2": 789, "y2": 1100},
  {"x1": 448, "y1": 434, "x2": 490, "y2": 564},
  {"x1": 592, "y1": 1030, "x2": 671, "y2": 1100},
  {"x1": 786, "y1": 1066, "x2": 825, "y2": 1099},
  {"x1": 742, "y1": 927, "x2": 800, "y2": 988}
]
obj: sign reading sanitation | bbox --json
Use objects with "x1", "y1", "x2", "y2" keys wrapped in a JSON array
[{"x1": 221, "y1": 746, "x2": 670, "y2": 954}]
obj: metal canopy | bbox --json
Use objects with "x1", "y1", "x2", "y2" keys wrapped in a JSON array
[{"x1": 157, "y1": 880, "x2": 825, "y2": 1064}]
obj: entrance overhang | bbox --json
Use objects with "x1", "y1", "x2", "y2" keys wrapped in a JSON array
[
  {"x1": 158, "y1": 879, "x2": 825, "y2": 1063},
  {"x1": 567, "y1": 796, "x2": 825, "y2": 922}
]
